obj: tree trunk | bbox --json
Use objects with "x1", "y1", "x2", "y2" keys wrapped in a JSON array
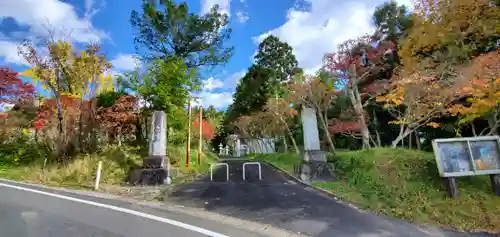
[
  {"x1": 318, "y1": 112, "x2": 336, "y2": 153},
  {"x1": 372, "y1": 111, "x2": 381, "y2": 147},
  {"x1": 117, "y1": 128, "x2": 122, "y2": 147},
  {"x1": 415, "y1": 130, "x2": 421, "y2": 149},
  {"x1": 409, "y1": 132, "x2": 412, "y2": 149},
  {"x1": 391, "y1": 125, "x2": 412, "y2": 148},
  {"x1": 283, "y1": 136, "x2": 288, "y2": 153},
  {"x1": 347, "y1": 87, "x2": 370, "y2": 149},
  {"x1": 471, "y1": 122, "x2": 478, "y2": 137},
  {"x1": 487, "y1": 112, "x2": 499, "y2": 135}
]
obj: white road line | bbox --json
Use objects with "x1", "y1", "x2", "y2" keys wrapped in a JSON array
[{"x1": 0, "y1": 182, "x2": 229, "y2": 237}]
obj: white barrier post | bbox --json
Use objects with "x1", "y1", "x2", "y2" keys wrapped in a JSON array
[
  {"x1": 242, "y1": 162, "x2": 262, "y2": 181},
  {"x1": 210, "y1": 163, "x2": 229, "y2": 181},
  {"x1": 94, "y1": 161, "x2": 103, "y2": 190}
]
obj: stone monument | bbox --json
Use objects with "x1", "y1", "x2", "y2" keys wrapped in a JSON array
[
  {"x1": 130, "y1": 111, "x2": 170, "y2": 185},
  {"x1": 298, "y1": 107, "x2": 334, "y2": 182},
  {"x1": 235, "y1": 138, "x2": 241, "y2": 157}
]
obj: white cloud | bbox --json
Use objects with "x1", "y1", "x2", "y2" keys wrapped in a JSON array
[
  {"x1": 0, "y1": 0, "x2": 107, "y2": 43},
  {"x1": 111, "y1": 54, "x2": 141, "y2": 72},
  {"x1": 195, "y1": 70, "x2": 246, "y2": 109},
  {"x1": 203, "y1": 77, "x2": 225, "y2": 91},
  {"x1": 0, "y1": 40, "x2": 28, "y2": 66},
  {"x1": 84, "y1": 0, "x2": 106, "y2": 20},
  {"x1": 236, "y1": 10, "x2": 249, "y2": 23},
  {"x1": 201, "y1": 0, "x2": 231, "y2": 17},
  {"x1": 202, "y1": 70, "x2": 246, "y2": 92},
  {"x1": 0, "y1": 0, "x2": 107, "y2": 65},
  {"x1": 193, "y1": 91, "x2": 234, "y2": 109},
  {"x1": 252, "y1": 0, "x2": 412, "y2": 73}
]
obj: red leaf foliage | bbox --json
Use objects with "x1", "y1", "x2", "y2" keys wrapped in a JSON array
[
  {"x1": 192, "y1": 113, "x2": 215, "y2": 140},
  {"x1": 0, "y1": 67, "x2": 35, "y2": 104},
  {"x1": 32, "y1": 95, "x2": 82, "y2": 130},
  {"x1": 328, "y1": 119, "x2": 364, "y2": 134},
  {"x1": 97, "y1": 95, "x2": 138, "y2": 133}
]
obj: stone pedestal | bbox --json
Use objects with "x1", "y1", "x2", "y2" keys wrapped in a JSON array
[
  {"x1": 298, "y1": 150, "x2": 335, "y2": 182},
  {"x1": 130, "y1": 111, "x2": 170, "y2": 186},
  {"x1": 299, "y1": 107, "x2": 334, "y2": 182}
]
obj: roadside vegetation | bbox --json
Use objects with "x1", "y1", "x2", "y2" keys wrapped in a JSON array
[{"x1": 0, "y1": 1, "x2": 228, "y2": 189}]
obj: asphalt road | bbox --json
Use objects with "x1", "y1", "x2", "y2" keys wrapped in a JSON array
[
  {"x1": 169, "y1": 160, "x2": 491, "y2": 237},
  {"x1": 0, "y1": 179, "x2": 265, "y2": 237}
]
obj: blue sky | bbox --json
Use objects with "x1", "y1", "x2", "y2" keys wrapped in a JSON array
[{"x1": 0, "y1": 0, "x2": 411, "y2": 110}]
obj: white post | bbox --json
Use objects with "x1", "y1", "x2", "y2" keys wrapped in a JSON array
[
  {"x1": 94, "y1": 161, "x2": 103, "y2": 190},
  {"x1": 242, "y1": 162, "x2": 262, "y2": 180},
  {"x1": 210, "y1": 163, "x2": 229, "y2": 181}
]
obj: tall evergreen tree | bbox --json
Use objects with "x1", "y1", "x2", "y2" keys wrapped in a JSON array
[{"x1": 131, "y1": 0, "x2": 234, "y2": 68}]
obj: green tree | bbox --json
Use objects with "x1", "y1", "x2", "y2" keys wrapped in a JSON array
[
  {"x1": 254, "y1": 35, "x2": 300, "y2": 88},
  {"x1": 372, "y1": 1, "x2": 413, "y2": 42},
  {"x1": 119, "y1": 57, "x2": 196, "y2": 140},
  {"x1": 224, "y1": 36, "x2": 300, "y2": 129},
  {"x1": 130, "y1": 0, "x2": 234, "y2": 68}
]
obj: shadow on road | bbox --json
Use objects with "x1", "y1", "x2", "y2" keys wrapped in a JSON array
[{"x1": 167, "y1": 158, "x2": 491, "y2": 237}]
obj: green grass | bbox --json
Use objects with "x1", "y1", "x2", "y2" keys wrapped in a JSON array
[
  {"x1": 0, "y1": 144, "x2": 218, "y2": 189},
  {"x1": 253, "y1": 152, "x2": 302, "y2": 174},
  {"x1": 257, "y1": 148, "x2": 500, "y2": 234}
]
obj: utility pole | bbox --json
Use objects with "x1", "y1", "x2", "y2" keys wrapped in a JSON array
[
  {"x1": 198, "y1": 105, "x2": 203, "y2": 164},
  {"x1": 186, "y1": 100, "x2": 191, "y2": 167}
]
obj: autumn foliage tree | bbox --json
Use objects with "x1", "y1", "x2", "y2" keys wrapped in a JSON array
[
  {"x1": 324, "y1": 37, "x2": 395, "y2": 148},
  {"x1": 376, "y1": 69, "x2": 467, "y2": 147},
  {"x1": 192, "y1": 113, "x2": 216, "y2": 141},
  {"x1": 96, "y1": 95, "x2": 138, "y2": 146},
  {"x1": 448, "y1": 50, "x2": 500, "y2": 135},
  {"x1": 0, "y1": 68, "x2": 36, "y2": 138},
  {"x1": 0, "y1": 68, "x2": 35, "y2": 105},
  {"x1": 286, "y1": 75, "x2": 339, "y2": 152},
  {"x1": 262, "y1": 98, "x2": 300, "y2": 155}
]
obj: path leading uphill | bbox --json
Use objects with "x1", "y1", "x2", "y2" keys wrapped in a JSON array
[{"x1": 168, "y1": 157, "x2": 490, "y2": 237}]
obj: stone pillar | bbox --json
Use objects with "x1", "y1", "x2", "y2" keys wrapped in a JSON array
[
  {"x1": 299, "y1": 107, "x2": 332, "y2": 182},
  {"x1": 236, "y1": 138, "x2": 241, "y2": 157},
  {"x1": 130, "y1": 111, "x2": 170, "y2": 185}
]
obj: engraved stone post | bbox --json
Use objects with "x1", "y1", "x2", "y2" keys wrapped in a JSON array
[
  {"x1": 130, "y1": 111, "x2": 169, "y2": 185},
  {"x1": 236, "y1": 138, "x2": 241, "y2": 157},
  {"x1": 299, "y1": 106, "x2": 333, "y2": 182}
]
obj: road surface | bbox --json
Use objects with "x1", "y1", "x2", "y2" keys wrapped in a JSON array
[
  {"x1": 0, "y1": 179, "x2": 265, "y2": 237},
  {"x1": 169, "y1": 160, "x2": 491, "y2": 237}
]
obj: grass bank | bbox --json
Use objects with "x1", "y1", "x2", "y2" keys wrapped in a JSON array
[
  {"x1": 0, "y1": 145, "x2": 217, "y2": 189},
  {"x1": 256, "y1": 148, "x2": 500, "y2": 234}
]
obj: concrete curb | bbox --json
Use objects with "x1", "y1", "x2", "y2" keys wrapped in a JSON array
[{"x1": 0, "y1": 178, "x2": 307, "y2": 237}]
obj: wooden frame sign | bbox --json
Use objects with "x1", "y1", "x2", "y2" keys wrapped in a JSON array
[{"x1": 432, "y1": 136, "x2": 500, "y2": 177}]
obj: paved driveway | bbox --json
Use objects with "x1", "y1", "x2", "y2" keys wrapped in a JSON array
[{"x1": 168, "y1": 160, "x2": 490, "y2": 237}]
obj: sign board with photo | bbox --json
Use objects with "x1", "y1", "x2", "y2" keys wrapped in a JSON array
[{"x1": 432, "y1": 136, "x2": 500, "y2": 177}]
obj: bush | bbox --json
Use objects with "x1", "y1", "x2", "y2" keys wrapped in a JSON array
[{"x1": 0, "y1": 138, "x2": 52, "y2": 165}]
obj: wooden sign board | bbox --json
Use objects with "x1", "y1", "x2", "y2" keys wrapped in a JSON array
[{"x1": 432, "y1": 136, "x2": 500, "y2": 177}]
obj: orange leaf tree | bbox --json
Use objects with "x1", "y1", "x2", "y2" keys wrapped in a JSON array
[
  {"x1": 376, "y1": 69, "x2": 466, "y2": 147},
  {"x1": 448, "y1": 50, "x2": 500, "y2": 135},
  {"x1": 192, "y1": 113, "x2": 216, "y2": 141}
]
